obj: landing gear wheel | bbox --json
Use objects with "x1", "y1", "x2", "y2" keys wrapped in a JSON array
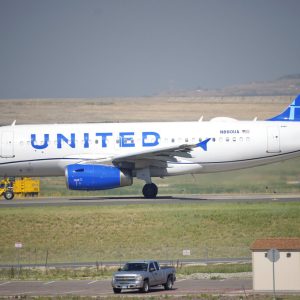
[
  {"x1": 4, "y1": 190, "x2": 14, "y2": 200},
  {"x1": 142, "y1": 183, "x2": 158, "y2": 199}
]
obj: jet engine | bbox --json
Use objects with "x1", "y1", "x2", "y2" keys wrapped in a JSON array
[{"x1": 66, "y1": 164, "x2": 132, "y2": 190}]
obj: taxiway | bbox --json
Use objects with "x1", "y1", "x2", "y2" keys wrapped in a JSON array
[{"x1": 0, "y1": 193, "x2": 299, "y2": 208}]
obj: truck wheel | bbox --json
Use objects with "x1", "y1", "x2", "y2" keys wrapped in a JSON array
[
  {"x1": 113, "y1": 288, "x2": 121, "y2": 294},
  {"x1": 4, "y1": 191, "x2": 14, "y2": 200},
  {"x1": 164, "y1": 275, "x2": 173, "y2": 290},
  {"x1": 140, "y1": 279, "x2": 149, "y2": 293}
]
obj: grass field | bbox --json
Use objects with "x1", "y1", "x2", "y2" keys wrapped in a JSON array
[
  {"x1": 2, "y1": 95, "x2": 299, "y2": 198},
  {"x1": 0, "y1": 96, "x2": 292, "y2": 125},
  {"x1": 0, "y1": 202, "x2": 299, "y2": 265},
  {"x1": 0, "y1": 294, "x2": 297, "y2": 300},
  {"x1": 0, "y1": 97, "x2": 299, "y2": 298}
]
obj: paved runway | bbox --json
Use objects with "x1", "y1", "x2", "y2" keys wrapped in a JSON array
[
  {"x1": 0, "y1": 194, "x2": 299, "y2": 207},
  {"x1": 0, "y1": 278, "x2": 252, "y2": 297}
]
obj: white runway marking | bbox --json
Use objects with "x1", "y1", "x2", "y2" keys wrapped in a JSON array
[
  {"x1": 61, "y1": 290, "x2": 87, "y2": 295},
  {"x1": 88, "y1": 280, "x2": 98, "y2": 285},
  {"x1": 0, "y1": 281, "x2": 10, "y2": 286},
  {"x1": 44, "y1": 281, "x2": 56, "y2": 285}
]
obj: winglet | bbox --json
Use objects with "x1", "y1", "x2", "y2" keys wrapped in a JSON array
[
  {"x1": 197, "y1": 138, "x2": 211, "y2": 151},
  {"x1": 268, "y1": 94, "x2": 300, "y2": 121}
]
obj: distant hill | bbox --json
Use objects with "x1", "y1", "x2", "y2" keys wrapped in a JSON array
[{"x1": 162, "y1": 74, "x2": 300, "y2": 97}]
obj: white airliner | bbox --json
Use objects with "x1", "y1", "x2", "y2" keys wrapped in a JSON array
[{"x1": 1, "y1": 95, "x2": 300, "y2": 199}]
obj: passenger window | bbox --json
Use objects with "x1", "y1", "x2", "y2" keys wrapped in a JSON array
[
  {"x1": 154, "y1": 262, "x2": 159, "y2": 270},
  {"x1": 226, "y1": 137, "x2": 230, "y2": 142},
  {"x1": 233, "y1": 137, "x2": 236, "y2": 142},
  {"x1": 171, "y1": 138, "x2": 175, "y2": 143},
  {"x1": 185, "y1": 138, "x2": 188, "y2": 143}
]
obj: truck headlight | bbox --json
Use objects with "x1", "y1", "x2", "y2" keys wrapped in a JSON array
[{"x1": 136, "y1": 275, "x2": 143, "y2": 281}]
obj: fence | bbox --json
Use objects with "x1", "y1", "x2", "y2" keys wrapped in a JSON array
[{"x1": 0, "y1": 245, "x2": 251, "y2": 267}]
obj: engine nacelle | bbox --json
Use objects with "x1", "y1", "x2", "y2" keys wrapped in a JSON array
[{"x1": 66, "y1": 164, "x2": 132, "y2": 190}]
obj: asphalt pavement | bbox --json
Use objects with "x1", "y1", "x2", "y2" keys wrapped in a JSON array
[
  {"x1": 0, "y1": 193, "x2": 299, "y2": 208},
  {"x1": 0, "y1": 278, "x2": 253, "y2": 297}
]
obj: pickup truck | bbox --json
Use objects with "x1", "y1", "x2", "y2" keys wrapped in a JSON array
[{"x1": 111, "y1": 260, "x2": 176, "y2": 293}]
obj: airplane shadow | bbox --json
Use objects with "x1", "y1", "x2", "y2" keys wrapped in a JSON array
[{"x1": 68, "y1": 195, "x2": 209, "y2": 202}]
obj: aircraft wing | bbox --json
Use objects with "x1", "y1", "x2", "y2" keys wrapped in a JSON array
[
  {"x1": 71, "y1": 138, "x2": 210, "y2": 169},
  {"x1": 113, "y1": 142, "x2": 201, "y2": 162}
]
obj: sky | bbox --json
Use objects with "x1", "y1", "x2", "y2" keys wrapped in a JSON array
[{"x1": 0, "y1": 0, "x2": 300, "y2": 98}]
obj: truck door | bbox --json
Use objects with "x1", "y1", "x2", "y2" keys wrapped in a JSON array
[
  {"x1": 154, "y1": 261, "x2": 164, "y2": 284},
  {"x1": 1, "y1": 131, "x2": 14, "y2": 158},
  {"x1": 148, "y1": 262, "x2": 159, "y2": 286},
  {"x1": 267, "y1": 126, "x2": 281, "y2": 153}
]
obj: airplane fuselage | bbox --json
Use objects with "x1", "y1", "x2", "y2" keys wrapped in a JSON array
[{"x1": 1, "y1": 120, "x2": 300, "y2": 178}]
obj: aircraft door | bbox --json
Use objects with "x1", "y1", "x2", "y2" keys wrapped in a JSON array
[
  {"x1": 267, "y1": 126, "x2": 281, "y2": 153},
  {"x1": 1, "y1": 131, "x2": 15, "y2": 158}
]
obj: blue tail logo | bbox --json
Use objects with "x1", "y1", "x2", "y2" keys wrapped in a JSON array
[{"x1": 268, "y1": 94, "x2": 300, "y2": 121}]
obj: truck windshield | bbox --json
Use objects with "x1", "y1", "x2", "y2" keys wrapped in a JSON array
[{"x1": 122, "y1": 263, "x2": 148, "y2": 271}]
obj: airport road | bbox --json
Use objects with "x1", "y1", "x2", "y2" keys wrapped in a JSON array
[
  {"x1": 0, "y1": 278, "x2": 252, "y2": 297},
  {"x1": 0, "y1": 194, "x2": 299, "y2": 208}
]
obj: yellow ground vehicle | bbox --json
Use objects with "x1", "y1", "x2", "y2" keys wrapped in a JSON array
[
  {"x1": 0, "y1": 177, "x2": 40, "y2": 200},
  {"x1": 0, "y1": 178, "x2": 14, "y2": 200}
]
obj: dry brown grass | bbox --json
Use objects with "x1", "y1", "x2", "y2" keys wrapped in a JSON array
[{"x1": 0, "y1": 95, "x2": 293, "y2": 124}]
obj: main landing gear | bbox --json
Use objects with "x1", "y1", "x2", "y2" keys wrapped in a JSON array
[
  {"x1": 136, "y1": 168, "x2": 158, "y2": 199},
  {"x1": 142, "y1": 183, "x2": 158, "y2": 199}
]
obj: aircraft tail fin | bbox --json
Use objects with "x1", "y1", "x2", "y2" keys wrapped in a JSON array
[{"x1": 268, "y1": 94, "x2": 300, "y2": 121}]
